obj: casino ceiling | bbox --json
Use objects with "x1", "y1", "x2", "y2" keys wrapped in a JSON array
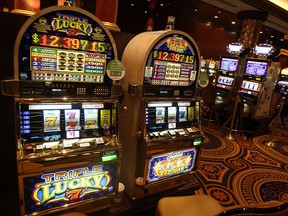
[{"x1": 117, "y1": 0, "x2": 288, "y2": 49}]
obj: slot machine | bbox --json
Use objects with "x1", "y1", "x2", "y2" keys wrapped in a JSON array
[
  {"x1": 119, "y1": 30, "x2": 203, "y2": 200},
  {"x1": 1, "y1": 6, "x2": 124, "y2": 216},
  {"x1": 240, "y1": 43, "x2": 281, "y2": 118},
  {"x1": 214, "y1": 42, "x2": 246, "y2": 104},
  {"x1": 277, "y1": 67, "x2": 288, "y2": 96}
]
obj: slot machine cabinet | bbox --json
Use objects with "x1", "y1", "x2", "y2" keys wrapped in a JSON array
[
  {"x1": 277, "y1": 67, "x2": 288, "y2": 96},
  {"x1": 119, "y1": 30, "x2": 203, "y2": 200},
  {"x1": 1, "y1": 6, "x2": 124, "y2": 216},
  {"x1": 240, "y1": 43, "x2": 281, "y2": 118},
  {"x1": 214, "y1": 42, "x2": 246, "y2": 105}
]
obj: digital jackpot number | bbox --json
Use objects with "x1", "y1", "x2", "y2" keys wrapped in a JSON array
[
  {"x1": 32, "y1": 33, "x2": 106, "y2": 53},
  {"x1": 153, "y1": 51, "x2": 194, "y2": 64}
]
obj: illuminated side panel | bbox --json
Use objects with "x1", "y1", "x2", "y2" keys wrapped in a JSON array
[
  {"x1": 144, "y1": 34, "x2": 198, "y2": 87},
  {"x1": 18, "y1": 9, "x2": 115, "y2": 84},
  {"x1": 146, "y1": 148, "x2": 197, "y2": 183},
  {"x1": 22, "y1": 162, "x2": 118, "y2": 215}
]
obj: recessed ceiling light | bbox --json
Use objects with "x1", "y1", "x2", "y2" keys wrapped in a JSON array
[
  {"x1": 214, "y1": 15, "x2": 218, "y2": 18},
  {"x1": 231, "y1": 21, "x2": 236, "y2": 24},
  {"x1": 194, "y1": 9, "x2": 198, "y2": 12}
]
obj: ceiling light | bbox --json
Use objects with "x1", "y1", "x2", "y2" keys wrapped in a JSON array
[
  {"x1": 194, "y1": 9, "x2": 198, "y2": 12},
  {"x1": 231, "y1": 21, "x2": 236, "y2": 24},
  {"x1": 214, "y1": 15, "x2": 218, "y2": 18},
  {"x1": 160, "y1": 3, "x2": 164, "y2": 6}
]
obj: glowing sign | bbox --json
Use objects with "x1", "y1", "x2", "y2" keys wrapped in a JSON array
[
  {"x1": 23, "y1": 163, "x2": 117, "y2": 215},
  {"x1": 147, "y1": 148, "x2": 197, "y2": 183}
]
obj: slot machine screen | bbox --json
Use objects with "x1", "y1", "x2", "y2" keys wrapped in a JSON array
[
  {"x1": 17, "y1": 9, "x2": 115, "y2": 84},
  {"x1": 219, "y1": 56, "x2": 239, "y2": 72},
  {"x1": 19, "y1": 102, "x2": 116, "y2": 146},
  {"x1": 244, "y1": 59, "x2": 269, "y2": 77},
  {"x1": 144, "y1": 34, "x2": 199, "y2": 87},
  {"x1": 216, "y1": 75, "x2": 234, "y2": 90},
  {"x1": 145, "y1": 101, "x2": 198, "y2": 132}
]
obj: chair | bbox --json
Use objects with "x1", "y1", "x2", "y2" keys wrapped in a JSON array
[
  {"x1": 156, "y1": 195, "x2": 224, "y2": 216},
  {"x1": 156, "y1": 195, "x2": 288, "y2": 216}
]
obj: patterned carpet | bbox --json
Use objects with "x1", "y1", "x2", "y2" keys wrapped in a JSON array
[{"x1": 195, "y1": 124, "x2": 288, "y2": 209}]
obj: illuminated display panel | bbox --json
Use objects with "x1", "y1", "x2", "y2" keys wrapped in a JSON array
[
  {"x1": 19, "y1": 102, "x2": 116, "y2": 144},
  {"x1": 240, "y1": 80, "x2": 263, "y2": 97},
  {"x1": 22, "y1": 162, "x2": 118, "y2": 215},
  {"x1": 241, "y1": 80, "x2": 262, "y2": 92},
  {"x1": 281, "y1": 68, "x2": 288, "y2": 75},
  {"x1": 144, "y1": 34, "x2": 198, "y2": 87},
  {"x1": 216, "y1": 75, "x2": 234, "y2": 90},
  {"x1": 145, "y1": 101, "x2": 199, "y2": 132},
  {"x1": 18, "y1": 9, "x2": 115, "y2": 83},
  {"x1": 244, "y1": 59, "x2": 269, "y2": 77},
  {"x1": 278, "y1": 81, "x2": 288, "y2": 87},
  {"x1": 219, "y1": 56, "x2": 239, "y2": 72},
  {"x1": 146, "y1": 148, "x2": 197, "y2": 183}
]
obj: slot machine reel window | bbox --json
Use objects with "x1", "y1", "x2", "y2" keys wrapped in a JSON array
[
  {"x1": 240, "y1": 80, "x2": 262, "y2": 96},
  {"x1": 216, "y1": 75, "x2": 234, "y2": 90},
  {"x1": 144, "y1": 35, "x2": 198, "y2": 87},
  {"x1": 145, "y1": 101, "x2": 199, "y2": 135},
  {"x1": 19, "y1": 102, "x2": 117, "y2": 151}
]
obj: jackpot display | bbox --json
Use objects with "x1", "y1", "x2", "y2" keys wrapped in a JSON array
[
  {"x1": 12, "y1": 6, "x2": 121, "y2": 98},
  {"x1": 1, "y1": 6, "x2": 122, "y2": 216},
  {"x1": 120, "y1": 30, "x2": 202, "y2": 200}
]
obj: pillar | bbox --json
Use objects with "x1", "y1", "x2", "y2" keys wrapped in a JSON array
[
  {"x1": 237, "y1": 11, "x2": 268, "y2": 50},
  {"x1": 96, "y1": 0, "x2": 120, "y2": 32}
]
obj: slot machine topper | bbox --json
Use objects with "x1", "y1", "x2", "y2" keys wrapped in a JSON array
[
  {"x1": 215, "y1": 42, "x2": 246, "y2": 104},
  {"x1": 120, "y1": 30, "x2": 203, "y2": 200},
  {"x1": 1, "y1": 6, "x2": 124, "y2": 216},
  {"x1": 240, "y1": 43, "x2": 281, "y2": 118}
]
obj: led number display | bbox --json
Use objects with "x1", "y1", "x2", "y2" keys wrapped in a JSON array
[{"x1": 32, "y1": 33, "x2": 106, "y2": 53}]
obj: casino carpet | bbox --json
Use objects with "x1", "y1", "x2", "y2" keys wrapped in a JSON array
[{"x1": 194, "y1": 123, "x2": 288, "y2": 209}]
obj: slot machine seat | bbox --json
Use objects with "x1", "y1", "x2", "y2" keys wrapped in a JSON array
[
  {"x1": 200, "y1": 85, "x2": 224, "y2": 128},
  {"x1": 156, "y1": 195, "x2": 224, "y2": 216},
  {"x1": 156, "y1": 195, "x2": 288, "y2": 216}
]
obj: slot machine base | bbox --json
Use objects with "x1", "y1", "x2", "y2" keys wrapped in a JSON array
[{"x1": 131, "y1": 173, "x2": 200, "y2": 200}]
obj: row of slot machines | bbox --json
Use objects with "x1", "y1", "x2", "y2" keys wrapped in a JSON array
[
  {"x1": 1, "y1": 5, "x2": 203, "y2": 216},
  {"x1": 202, "y1": 42, "x2": 283, "y2": 119}
]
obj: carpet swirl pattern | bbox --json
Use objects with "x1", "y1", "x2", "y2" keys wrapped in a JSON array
[{"x1": 195, "y1": 126, "x2": 288, "y2": 208}]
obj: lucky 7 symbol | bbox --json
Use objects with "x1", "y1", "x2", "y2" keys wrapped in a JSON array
[
  {"x1": 65, "y1": 110, "x2": 81, "y2": 130},
  {"x1": 32, "y1": 33, "x2": 40, "y2": 44}
]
